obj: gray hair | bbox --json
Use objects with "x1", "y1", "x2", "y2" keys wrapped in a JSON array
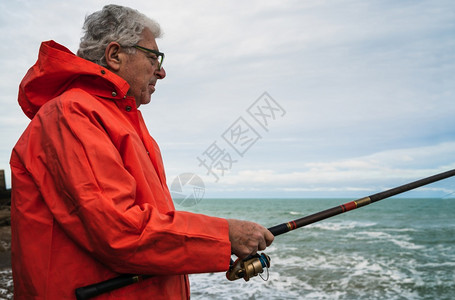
[{"x1": 77, "y1": 4, "x2": 162, "y2": 67}]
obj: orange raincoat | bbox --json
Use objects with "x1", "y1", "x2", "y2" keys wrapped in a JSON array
[{"x1": 10, "y1": 41, "x2": 231, "y2": 299}]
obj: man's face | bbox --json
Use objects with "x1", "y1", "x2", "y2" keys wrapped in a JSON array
[{"x1": 119, "y1": 28, "x2": 166, "y2": 107}]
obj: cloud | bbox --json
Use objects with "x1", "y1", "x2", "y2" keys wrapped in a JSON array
[
  {"x1": 1, "y1": 1, "x2": 454, "y2": 197},
  {"x1": 192, "y1": 142, "x2": 455, "y2": 197}
]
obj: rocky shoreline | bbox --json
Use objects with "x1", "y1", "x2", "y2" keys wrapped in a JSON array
[
  {"x1": 0, "y1": 207, "x2": 12, "y2": 299},
  {"x1": 0, "y1": 182, "x2": 13, "y2": 299},
  {"x1": 0, "y1": 187, "x2": 12, "y2": 269}
]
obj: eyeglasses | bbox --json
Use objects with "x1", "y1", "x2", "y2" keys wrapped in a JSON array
[{"x1": 133, "y1": 45, "x2": 165, "y2": 71}]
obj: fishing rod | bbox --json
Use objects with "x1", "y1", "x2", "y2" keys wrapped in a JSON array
[
  {"x1": 226, "y1": 168, "x2": 455, "y2": 281},
  {"x1": 75, "y1": 168, "x2": 455, "y2": 299}
]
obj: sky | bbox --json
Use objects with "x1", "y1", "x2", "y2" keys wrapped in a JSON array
[{"x1": 1, "y1": 0, "x2": 454, "y2": 199}]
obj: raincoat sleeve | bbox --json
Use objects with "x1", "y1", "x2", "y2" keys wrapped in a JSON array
[{"x1": 17, "y1": 92, "x2": 232, "y2": 275}]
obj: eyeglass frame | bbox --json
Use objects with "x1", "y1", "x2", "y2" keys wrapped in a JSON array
[{"x1": 132, "y1": 45, "x2": 165, "y2": 71}]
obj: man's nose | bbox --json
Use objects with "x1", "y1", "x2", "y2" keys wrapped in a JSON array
[{"x1": 156, "y1": 67, "x2": 166, "y2": 79}]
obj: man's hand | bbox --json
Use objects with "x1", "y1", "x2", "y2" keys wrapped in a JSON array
[{"x1": 227, "y1": 219, "x2": 274, "y2": 259}]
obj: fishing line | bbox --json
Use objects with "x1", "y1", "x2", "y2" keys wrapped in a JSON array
[
  {"x1": 258, "y1": 255, "x2": 270, "y2": 281},
  {"x1": 441, "y1": 186, "x2": 455, "y2": 199}
]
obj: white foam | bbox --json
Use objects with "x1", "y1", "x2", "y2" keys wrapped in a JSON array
[
  {"x1": 289, "y1": 211, "x2": 303, "y2": 215},
  {"x1": 390, "y1": 238, "x2": 424, "y2": 250},
  {"x1": 352, "y1": 231, "x2": 425, "y2": 250},
  {"x1": 308, "y1": 220, "x2": 377, "y2": 231},
  {"x1": 419, "y1": 261, "x2": 455, "y2": 268},
  {"x1": 384, "y1": 227, "x2": 417, "y2": 233}
]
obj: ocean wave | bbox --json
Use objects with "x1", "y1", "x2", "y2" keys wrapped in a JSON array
[
  {"x1": 419, "y1": 261, "x2": 455, "y2": 268},
  {"x1": 289, "y1": 211, "x2": 303, "y2": 215},
  {"x1": 350, "y1": 231, "x2": 425, "y2": 250},
  {"x1": 383, "y1": 228, "x2": 417, "y2": 233},
  {"x1": 189, "y1": 246, "x2": 454, "y2": 300},
  {"x1": 307, "y1": 220, "x2": 377, "y2": 231},
  {"x1": 185, "y1": 198, "x2": 455, "y2": 299}
]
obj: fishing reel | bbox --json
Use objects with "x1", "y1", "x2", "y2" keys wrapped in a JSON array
[{"x1": 226, "y1": 253, "x2": 271, "y2": 281}]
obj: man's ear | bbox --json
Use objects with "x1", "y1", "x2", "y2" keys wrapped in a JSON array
[{"x1": 105, "y1": 42, "x2": 124, "y2": 71}]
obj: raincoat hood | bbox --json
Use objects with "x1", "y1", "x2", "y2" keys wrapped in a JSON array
[{"x1": 18, "y1": 40, "x2": 130, "y2": 119}]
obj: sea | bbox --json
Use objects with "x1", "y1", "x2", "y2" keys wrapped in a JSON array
[
  {"x1": 0, "y1": 198, "x2": 453, "y2": 299},
  {"x1": 181, "y1": 198, "x2": 455, "y2": 300}
]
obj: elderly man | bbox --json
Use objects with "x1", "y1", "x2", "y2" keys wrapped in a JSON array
[{"x1": 10, "y1": 4, "x2": 273, "y2": 299}]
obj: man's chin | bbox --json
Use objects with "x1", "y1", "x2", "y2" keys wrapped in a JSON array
[{"x1": 140, "y1": 97, "x2": 152, "y2": 107}]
